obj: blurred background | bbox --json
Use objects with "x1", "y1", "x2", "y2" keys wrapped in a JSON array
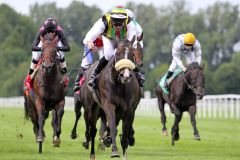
[{"x1": 0, "y1": 0, "x2": 240, "y2": 97}]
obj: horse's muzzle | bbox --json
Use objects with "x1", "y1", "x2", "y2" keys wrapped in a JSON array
[{"x1": 119, "y1": 68, "x2": 133, "y2": 84}]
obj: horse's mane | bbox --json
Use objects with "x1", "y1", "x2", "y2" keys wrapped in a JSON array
[{"x1": 187, "y1": 62, "x2": 202, "y2": 70}]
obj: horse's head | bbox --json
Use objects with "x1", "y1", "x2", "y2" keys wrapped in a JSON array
[
  {"x1": 114, "y1": 37, "x2": 136, "y2": 84},
  {"x1": 133, "y1": 41, "x2": 143, "y2": 67},
  {"x1": 185, "y1": 62, "x2": 205, "y2": 100},
  {"x1": 41, "y1": 33, "x2": 59, "y2": 73}
]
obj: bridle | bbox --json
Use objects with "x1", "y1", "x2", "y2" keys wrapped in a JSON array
[
  {"x1": 183, "y1": 69, "x2": 204, "y2": 97},
  {"x1": 41, "y1": 40, "x2": 59, "y2": 69}
]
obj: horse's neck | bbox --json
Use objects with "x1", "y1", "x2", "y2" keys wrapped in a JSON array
[{"x1": 40, "y1": 64, "x2": 61, "y2": 82}]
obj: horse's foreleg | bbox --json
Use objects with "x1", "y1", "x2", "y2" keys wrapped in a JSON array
[
  {"x1": 121, "y1": 110, "x2": 134, "y2": 159},
  {"x1": 188, "y1": 105, "x2": 200, "y2": 140},
  {"x1": 71, "y1": 101, "x2": 82, "y2": 139},
  {"x1": 89, "y1": 109, "x2": 98, "y2": 159},
  {"x1": 171, "y1": 111, "x2": 182, "y2": 145},
  {"x1": 52, "y1": 101, "x2": 65, "y2": 147},
  {"x1": 104, "y1": 103, "x2": 119, "y2": 158},
  {"x1": 35, "y1": 100, "x2": 45, "y2": 142},
  {"x1": 82, "y1": 110, "x2": 90, "y2": 149}
]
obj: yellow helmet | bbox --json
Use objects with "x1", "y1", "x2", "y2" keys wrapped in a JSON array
[{"x1": 184, "y1": 32, "x2": 196, "y2": 45}]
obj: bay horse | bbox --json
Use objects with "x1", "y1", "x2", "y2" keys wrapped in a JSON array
[
  {"x1": 24, "y1": 33, "x2": 68, "y2": 153},
  {"x1": 71, "y1": 37, "x2": 141, "y2": 160},
  {"x1": 155, "y1": 62, "x2": 205, "y2": 145}
]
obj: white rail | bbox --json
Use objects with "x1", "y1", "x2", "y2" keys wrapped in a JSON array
[{"x1": 1, "y1": 94, "x2": 240, "y2": 119}]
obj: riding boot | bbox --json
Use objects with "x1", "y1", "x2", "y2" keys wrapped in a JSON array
[
  {"x1": 24, "y1": 68, "x2": 34, "y2": 90},
  {"x1": 88, "y1": 57, "x2": 108, "y2": 87},
  {"x1": 133, "y1": 68, "x2": 145, "y2": 87},
  {"x1": 164, "y1": 71, "x2": 173, "y2": 88},
  {"x1": 73, "y1": 67, "x2": 87, "y2": 92}
]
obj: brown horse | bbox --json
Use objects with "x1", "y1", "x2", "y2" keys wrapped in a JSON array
[
  {"x1": 24, "y1": 33, "x2": 68, "y2": 153},
  {"x1": 155, "y1": 62, "x2": 205, "y2": 145},
  {"x1": 71, "y1": 37, "x2": 141, "y2": 160}
]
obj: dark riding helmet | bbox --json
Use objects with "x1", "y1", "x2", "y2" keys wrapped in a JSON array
[
  {"x1": 43, "y1": 17, "x2": 57, "y2": 33},
  {"x1": 110, "y1": 7, "x2": 127, "y2": 26}
]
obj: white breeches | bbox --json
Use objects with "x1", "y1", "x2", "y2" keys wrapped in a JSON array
[{"x1": 102, "y1": 36, "x2": 116, "y2": 61}]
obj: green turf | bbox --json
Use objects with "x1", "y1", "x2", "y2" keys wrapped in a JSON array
[{"x1": 0, "y1": 107, "x2": 239, "y2": 160}]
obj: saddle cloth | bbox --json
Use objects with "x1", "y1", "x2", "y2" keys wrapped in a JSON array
[{"x1": 158, "y1": 68, "x2": 183, "y2": 94}]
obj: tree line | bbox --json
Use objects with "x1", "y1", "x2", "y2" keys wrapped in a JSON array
[{"x1": 0, "y1": 0, "x2": 239, "y2": 97}]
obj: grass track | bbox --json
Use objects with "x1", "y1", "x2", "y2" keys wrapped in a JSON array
[{"x1": 0, "y1": 107, "x2": 239, "y2": 160}]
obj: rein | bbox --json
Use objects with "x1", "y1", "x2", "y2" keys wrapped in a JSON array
[{"x1": 183, "y1": 72, "x2": 203, "y2": 97}]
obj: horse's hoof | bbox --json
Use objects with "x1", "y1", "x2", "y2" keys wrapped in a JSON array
[
  {"x1": 82, "y1": 141, "x2": 89, "y2": 149},
  {"x1": 194, "y1": 134, "x2": 201, "y2": 140},
  {"x1": 36, "y1": 136, "x2": 44, "y2": 142},
  {"x1": 162, "y1": 130, "x2": 168, "y2": 136},
  {"x1": 53, "y1": 136, "x2": 61, "y2": 147},
  {"x1": 172, "y1": 133, "x2": 179, "y2": 141},
  {"x1": 128, "y1": 136, "x2": 135, "y2": 146},
  {"x1": 90, "y1": 154, "x2": 95, "y2": 160},
  {"x1": 71, "y1": 131, "x2": 77, "y2": 139},
  {"x1": 103, "y1": 136, "x2": 111, "y2": 147},
  {"x1": 111, "y1": 151, "x2": 120, "y2": 158}
]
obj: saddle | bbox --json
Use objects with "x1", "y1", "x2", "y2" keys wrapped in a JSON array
[{"x1": 158, "y1": 68, "x2": 183, "y2": 94}]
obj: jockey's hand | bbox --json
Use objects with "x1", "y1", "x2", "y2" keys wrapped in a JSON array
[
  {"x1": 182, "y1": 66, "x2": 187, "y2": 72},
  {"x1": 87, "y1": 41, "x2": 95, "y2": 50}
]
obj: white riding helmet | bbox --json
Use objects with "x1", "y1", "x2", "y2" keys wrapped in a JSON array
[{"x1": 126, "y1": 9, "x2": 135, "y2": 19}]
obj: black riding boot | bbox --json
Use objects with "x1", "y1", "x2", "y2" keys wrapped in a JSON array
[
  {"x1": 164, "y1": 71, "x2": 173, "y2": 88},
  {"x1": 73, "y1": 67, "x2": 87, "y2": 92},
  {"x1": 133, "y1": 67, "x2": 145, "y2": 87},
  {"x1": 88, "y1": 57, "x2": 108, "y2": 87}
]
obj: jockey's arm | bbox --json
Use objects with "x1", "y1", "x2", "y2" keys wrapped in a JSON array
[
  {"x1": 32, "y1": 31, "x2": 42, "y2": 51},
  {"x1": 194, "y1": 40, "x2": 202, "y2": 65},
  {"x1": 83, "y1": 18, "x2": 105, "y2": 50},
  {"x1": 127, "y1": 20, "x2": 137, "y2": 41},
  {"x1": 172, "y1": 43, "x2": 185, "y2": 71},
  {"x1": 57, "y1": 30, "x2": 70, "y2": 52}
]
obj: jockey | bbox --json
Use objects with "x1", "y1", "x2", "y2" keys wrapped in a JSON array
[
  {"x1": 164, "y1": 32, "x2": 202, "y2": 88},
  {"x1": 73, "y1": 35, "x2": 104, "y2": 92},
  {"x1": 24, "y1": 17, "x2": 70, "y2": 90},
  {"x1": 126, "y1": 9, "x2": 144, "y2": 49},
  {"x1": 83, "y1": 7, "x2": 145, "y2": 88}
]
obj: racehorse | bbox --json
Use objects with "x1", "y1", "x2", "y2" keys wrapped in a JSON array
[
  {"x1": 71, "y1": 37, "x2": 141, "y2": 160},
  {"x1": 155, "y1": 62, "x2": 205, "y2": 145},
  {"x1": 24, "y1": 33, "x2": 68, "y2": 153}
]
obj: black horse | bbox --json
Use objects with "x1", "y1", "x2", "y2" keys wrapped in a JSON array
[
  {"x1": 24, "y1": 33, "x2": 68, "y2": 153},
  {"x1": 155, "y1": 62, "x2": 205, "y2": 145}
]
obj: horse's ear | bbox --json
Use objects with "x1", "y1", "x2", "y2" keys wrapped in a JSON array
[{"x1": 130, "y1": 35, "x2": 136, "y2": 46}]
